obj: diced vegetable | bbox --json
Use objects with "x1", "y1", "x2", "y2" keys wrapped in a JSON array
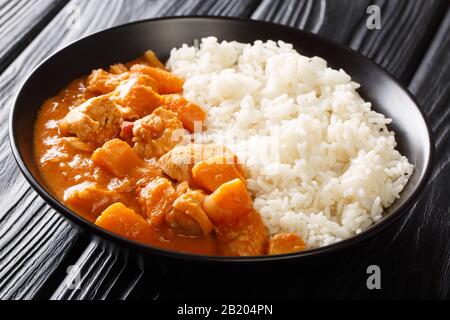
[
  {"x1": 163, "y1": 94, "x2": 206, "y2": 132},
  {"x1": 158, "y1": 144, "x2": 241, "y2": 185},
  {"x1": 203, "y1": 178, "x2": 253, "y2": 226},
  {"x1": 95, "y1": 203, "x2": 155, "y2": 243},
  {"x1": 59, "y1": 95, "x2": 122, "y2": 146},
  {"x1": 92, "y1": 139, "x2": 143, "y2": 177},
  {"x1": 114, "y1": 76, "x2": 162, "y2": 118},
  {"x1": 130, "y1": 64, "x2": 184, "y2": 94},
  {"x1": 120, "y1": 121, "x2": 134, "y2": 145},
  {"x1": 268, "y1": 233, "x2": 306, "y2": 255},
  {"x1": 192, "y1": 155, "x2": 245, "y2": 193},
  {"x1": 168, "y1": 190, "x2": 213, "y2": 236}
]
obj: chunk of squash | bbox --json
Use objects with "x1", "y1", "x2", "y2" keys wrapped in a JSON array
[
  {"x1": 192, "y1": 156, "x2": 245, "y2": 193},
  {"x1": 92, "y1": 139, "x2": 143, "y2": 177},
  {"x1": 268, "y1": 233, "x2": 306, "y2": 255},
  {"x1": 130, "y1": 64, "x2": 184, "y2": 94},
  {"x1": 114, "y1": 76, "x2": 162, "y2": 118},
  {"x1": 95, "y1": 203, "x2": 155, "y2": 243},
  {"x1": 138, "y1": 177, "x2": 178, "y2": 229}
]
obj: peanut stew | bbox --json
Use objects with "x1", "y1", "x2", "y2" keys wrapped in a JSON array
[{"x1": 33, "y1": 51, "x2": 305, "y2": 256}]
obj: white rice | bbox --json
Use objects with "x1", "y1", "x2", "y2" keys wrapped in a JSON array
[{"x1": 167, "y1": 37, "x2": 414, "y2": 249}]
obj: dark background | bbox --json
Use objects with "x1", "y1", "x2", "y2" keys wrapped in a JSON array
[{"x1": 0, "y1": 0, "x2": 449, "y2": 300}]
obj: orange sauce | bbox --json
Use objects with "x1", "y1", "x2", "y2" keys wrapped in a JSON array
[{"x1": 33, "y1": 78, "x2": 218, "y2": 255}]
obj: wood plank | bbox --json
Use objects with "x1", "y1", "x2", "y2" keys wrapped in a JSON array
[
  {"x1": 252, "y1": 0, "x2": 447, "y2": 83},
  {"x1": 0, "y1": 0, "x2": 69, "y2": 73},
  {"x1": 1, "y1": 0, "x2": 448, "y2": 300},
  {"x1": 0, "y1": 0, "x2": 261, "y2": 299},
  {"x1": 356, "y1": 9, "x2": 450, "y2": 299}
]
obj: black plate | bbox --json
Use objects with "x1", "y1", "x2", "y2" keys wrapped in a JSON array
[{"x1": 9, "y1": 16, "x2": 434, "y2": 264}]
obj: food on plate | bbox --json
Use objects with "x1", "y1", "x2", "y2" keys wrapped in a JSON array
[{"x1": 34, "y1": 38, "x2": 413, "y2": 256}]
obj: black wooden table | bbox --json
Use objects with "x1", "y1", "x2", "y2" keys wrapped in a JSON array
[{"x1": 0, "y1": 0, "x2": 449, "y2": 300}]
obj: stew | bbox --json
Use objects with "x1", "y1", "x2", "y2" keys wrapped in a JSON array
[{"x1": 33, "y1": 51, "x2": 305, "y2": 256}]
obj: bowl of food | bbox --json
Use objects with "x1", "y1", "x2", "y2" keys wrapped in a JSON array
[{"x1": 9, "y1": 17, "x2": 433, "y2": 263}]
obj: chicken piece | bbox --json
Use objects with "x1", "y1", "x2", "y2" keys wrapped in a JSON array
[
  {"x1": 268, "y1": 233, "x2": 306, "y2": 255},
  {"x1": 59, "y1": 95, "x2": 122, "y2": 146},
  {"x1": 197, "y1": 177, "x2": 267, "y2": 256},
  {"x1": 176, "y1": 181, "x2": 190, "y2": 194},
  {"x1": 138, "y1": 177, "x2": 178, "y2": 229},
  {"x1": 202, "y1": 178, "x2": 253, "y2": 226},
  {"x1": 163, "y1": 94, "x2": 206, "y2": 132},
  {"x1": 192, "y1": 155, "x2": 245, "y2": 193},
  {"x1": 166, "y1": 190, "x2": 214, "y2": 236},
  {"x1": 64, "y1": 182, "x2": 120, "y2": 216},
  {"x1": 87, "y1": 69, "x2": 129, "y2": 94},
  {"x1": 113, "y1": 76, "x2": 162, "y2": 118},
  {"x1": 132, "y1": 107, "x2": 186, "y2": 159},
  {"x1": 58, "y1": 137, "x2": 94, "y2": 153},
  {"x1": 92, "y1": 139, "x2": 144, "y2": 178},
  {"x1": 216, "y1": 210, "x2": 268, "y2": 256},
  {"x1": 130, "y1": 64, "x2": 184, "y2": 94},
  {"x1": 158, "y1": 144, "x2": 241, "y2": 185},
  {"x1": 96, "y1": 203, "x2": 156, "y2": 243},
  {"x1": 143, "y1": 50, "x2": 165, "y2": 69}
]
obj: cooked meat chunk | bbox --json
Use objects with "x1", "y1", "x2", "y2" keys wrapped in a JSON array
[
  {"x1": 59, "y1": 94, "x2": 122, "y2": 146},
  {"x1": 113, "y1": 76, "x2": 162, "y2": 118},
  {"x1": 96, "y1": 203, "x2": 156, "y2": 243},
  {"x1": 163, "y1": 94, "x2": 206, "y2": 132},
  {"x1": 166, "y1": 190, "x2": 213, "y2": 236},
  {"x1": 87, "y1": 69, "x2": 129, "y2": 94},
  {"x1": 143, "y1": 50, "x2": 165, "y2": 69},
  {"x1": 92, "y1": 139, "x2": 144, "y2": 178},
  {"x1": 132, "y1": 107, "x2": 186, "y2": 159},
  {"x1": 216, "y1": 210, "x2": 268, "y2": 256},
  {"x1": 158, "y1": 144, "x2": 241, "y2": 185},
  {"x1": 268, "y1": 233, "x2": 306, "y2": 255},
  {"x1": 120, "y1": 121, "x2": 134, "y2": 145},
  {"x1": 192, "y1": 155, "x2": 245, "y2": 193},
  {"x1": 64, "y1": 182, "x2": 120, "y2": 216},
  {"x1": 130, "y1": 64, "x2": 184, "y2": 94},
  {"x1": 138, "y1": 177, "x2": 178, "y2": 229},
  {"x1": 115, "y1": 105, "x2": 139, "y2": 121},
  {"x1": 58, "y1": 137, "x2": 94, "y2": 153},
  {"x1": 92, "y1": 139, "x2": 162, "y2": 194}
]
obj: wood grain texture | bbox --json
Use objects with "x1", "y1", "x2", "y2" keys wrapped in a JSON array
[
  {"x1": 51, "y1": 242, "x2": 147, "y2": 300},
  {"x1": 0, "y1": 0, "x2": 449, "y2": 300},
  {"x1": 0, "y1": 0, "x2": 69, "y2": 73},
  {"x1": 252, "y1": 0, "x2": 447, "y2": 83},
  {"x1": 0, "y1": 0, "x2": 260, "y2": 300},
  {"x1": 364, "y1": 9, "x2": 450, "y2": 299}
]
